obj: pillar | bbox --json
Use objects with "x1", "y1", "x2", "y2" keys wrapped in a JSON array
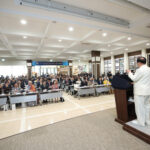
[
  {"x1": 91, "y1": 51, "x2": 100, "y2": 79},
  {"x1": 26, "y1": 60, "x2": 32, "y2": 80},
  {"x1": 124, "y1": 52, "x2": 129, "y2": 72},
  {"x1": 111, "y1": 55, "x2": 115, "y2": 75},
  {"x1": 141, "y1": 49, "x2": 147, "y2": 58},
  {"x1": 89, "y1": 60, "x2": 92, "y2": 73},
  {"x1": 100, "y1": 57, "x2": 104, "y2": 75},
  {"x1": 68, "y1": 60, "x2": 73, "y2": 76}
]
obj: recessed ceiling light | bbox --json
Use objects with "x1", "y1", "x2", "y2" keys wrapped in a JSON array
[
  {"x1": 125, "y1": 48, "x2": 128, "y2": 51},
  {"x1": 108, "y1": 44, "x2": 111, "y2": 47},
  {"x1": 20, "y1": 19, "x2": 27, "y2": 25},
  {"x1": 110, "y1": 52, "x2": 113, "y2": 54},
  {"x1": 127, "y1": 37, "x2": 132, "y2": 40},
  {"x1": 58, "y1": 39, "x2": 62, "y2": 42},
  {"x1": 23, "y1": 36, "x2": 28, "y2": 39},
  {"x1": 102, "y1": 32, "x2": 107, "y2": 37},
  {"x1": 68, "y1": 27, "x2": 74, "y2": 32},
  {"x1": 1, "y1": 58, "x2": 5, "y2": 62},
  {"x1": 146, "y1": 43, "x2": 150, "y2": 46}
]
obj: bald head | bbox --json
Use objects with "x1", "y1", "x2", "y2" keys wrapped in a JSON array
[{"x1": 137, "y1": 56, "x2": 146, "y2": 68}]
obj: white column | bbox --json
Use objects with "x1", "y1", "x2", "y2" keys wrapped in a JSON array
[
  {"x1": 124, "y1": 52, "x2": 129, "y2": 72},
  {"x1": 141, "y1": 49, "x2": 146, "y2": 57},
  {"x1": 100, "y1": 57, "x2": 104, "y2": 75},
  {"x1": 111, "y1": 55, "x2": 115, "y2": 75}
]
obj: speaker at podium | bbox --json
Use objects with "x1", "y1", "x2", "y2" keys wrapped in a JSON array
[{"x1": 112, "y1": 74, "x2": 150, "y2": 144}]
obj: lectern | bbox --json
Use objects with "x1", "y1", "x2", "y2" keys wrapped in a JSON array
[
  {"x1": 114, "y1": 88, "x2": 150, "y2": 144},
  {"x1": 114, "y1": 88, "x2": 136, "y2": 124}
]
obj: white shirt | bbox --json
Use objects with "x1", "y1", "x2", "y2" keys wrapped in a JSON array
[{"x1": 128, "y1": 65, "x2": 150, "y2": 95}]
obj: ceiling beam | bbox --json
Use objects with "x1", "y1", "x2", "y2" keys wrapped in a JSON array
[
  {"x1": 0, "y1": 30, "x2": 17, "y2": 57},
  {"x1": 35, "y1": 22, "x2": 50, "y2": 57}
]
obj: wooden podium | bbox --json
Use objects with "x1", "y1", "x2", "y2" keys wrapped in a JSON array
[
  {"x1": 114, "y1": 88, "x2": 136, "y2": 124},
  {"x1": 114, "y1": 88, "x2": 150, "y2": 144}
]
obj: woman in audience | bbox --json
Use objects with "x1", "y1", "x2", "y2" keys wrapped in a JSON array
[
  {"x1": 103, "y1": 77, "x2": 111, "y2": 85},
  {"x1": 12, "y1": 83, "x2": 20, "y2": 93},
  {"x1": 52, "y1": 80, "x2": 59, "y2": 90},
  {"x1": 28, "y1": 81, "x2": 36, "y2": 92},
  {"x1": 88, "y1": 78, "x2": 94, "y2": 86}
]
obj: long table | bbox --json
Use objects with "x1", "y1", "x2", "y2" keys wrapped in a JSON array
[
  {"x1": 76, "y1": 85, "x2": 111, "y2": 99},
  {"x1": 0, "y1": 95, "x2": 8, "y2": 111},
  {"x1": 76, "y1": 86, "x2": 95, "y2": 100},
  {"x1": 95, "y1": 85, "x2": 110, "y2": 95},
  {"x1": 9, "y1": 92, "x2": 37, "y2": 108},
  {"x1": 40, "y1": 89, "x2": 63, "y2": 103}
]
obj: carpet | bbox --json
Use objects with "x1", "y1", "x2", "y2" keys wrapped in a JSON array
[{"x1": 0, "y1": 109, "x2": 149, "y2": 150}]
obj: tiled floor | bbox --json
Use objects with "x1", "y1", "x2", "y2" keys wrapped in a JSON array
[{"x1": 0, "y1": 93, "x2": 115, "y2": 139}]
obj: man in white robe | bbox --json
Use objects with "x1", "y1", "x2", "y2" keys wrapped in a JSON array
[{"x1": 127, "y1": 57, "x2": 150, "y2": 126}]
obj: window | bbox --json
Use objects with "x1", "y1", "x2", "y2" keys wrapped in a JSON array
[
  {"x1": 104, "y1": 59, "x2": 111, "y2": 74},
  {"x1": 0, "y1": 66, "x2": 27, "y2": 77},
  {"x1": 115, "y1": 57, "x2": 124, "y2": 74},
  {"x1": 129, "y1": 55, "x2": 141, "y2": 71}
]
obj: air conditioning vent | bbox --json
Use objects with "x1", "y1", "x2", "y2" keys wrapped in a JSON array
[{"x1": 80, "y1": 42, "x2": 91, "y2": 45}]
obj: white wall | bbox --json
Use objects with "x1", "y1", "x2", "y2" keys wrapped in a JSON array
[{"x1": 0, "y1": 60, "x2": 27, "y2": 77}]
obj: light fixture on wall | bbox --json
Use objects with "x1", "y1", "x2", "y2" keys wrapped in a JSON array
[
  {"x1": 20, "y1": 19, "x2": 27, "y2": 25},
  {"x1": 1, "y1": 58, "x2": 5, "y2": 62}
]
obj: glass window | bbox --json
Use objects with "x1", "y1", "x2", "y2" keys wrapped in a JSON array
[
  {"x1": 115, "y1": 57, "x2": 124, "y2": 74},
  {"x1": 104, "y1": 59, "x2": 111, "y2": 74},
  {"x1": 129, "y1": 55, "x2": 141, "y2": 71}
]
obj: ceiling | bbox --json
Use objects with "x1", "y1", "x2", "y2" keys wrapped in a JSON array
[{"x1": 0, "y1": 0, "x2": 150, "y2": 61}]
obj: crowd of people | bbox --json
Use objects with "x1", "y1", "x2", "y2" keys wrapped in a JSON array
[{"x1": 0, "y1": 72, "x2": 113, "y2": 95}]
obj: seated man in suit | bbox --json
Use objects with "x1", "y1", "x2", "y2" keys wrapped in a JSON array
[
  {"x1": 3, "y1": 82, "x2": 11, "y2": 94},
  {"x1": 80, "y1": 78, "x2": 88, "y2": 87},
  {"x1": 40, "y1": 81, "x2": 48, "y2": 91},
  {"x1": 97, "y1": 76, "x2": 103, "y2": 85},
  {"x1": 0, "y1": 83, "x2": 3, "y2": 94}
]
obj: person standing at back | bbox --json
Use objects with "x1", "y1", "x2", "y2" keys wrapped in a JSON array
[{"x1": 127, "y1": 56, "x2": 150, "y2": 126}]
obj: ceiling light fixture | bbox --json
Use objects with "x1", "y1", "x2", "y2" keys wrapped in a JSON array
[
  {"x1": 1, "y1": 58, "x2": 5, "y2": 62},
  {"x1": 50, "y1": 59, "x2": 53, "y2": 62},
  {"x1": 20, "y1": 19, "x2": 27, "y2": 25},
  {"x1": 146, "y1": 43, "x2": 150, "y2": 46},
  {"x1": 23, "y1": 36, "x2": 28, "y2": 39},
  {"x1": 58, "y1": 39, "x2": 62, "y2": 42},
  {"x1": 102, "y1": 32, "x2": 107, "y2": 37},
  {"x1": 125, "y1": 48, "x2": 128, "y2": 51},
  {"x1": 108, "y1": 44, "x2": 111, "y2": 47},
  {"x1": 68, "y1": 27, "x2": 74, "y2": 32},
  {"x1": 127, "y1": 37, "x2": 132, "y2": 40}
]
